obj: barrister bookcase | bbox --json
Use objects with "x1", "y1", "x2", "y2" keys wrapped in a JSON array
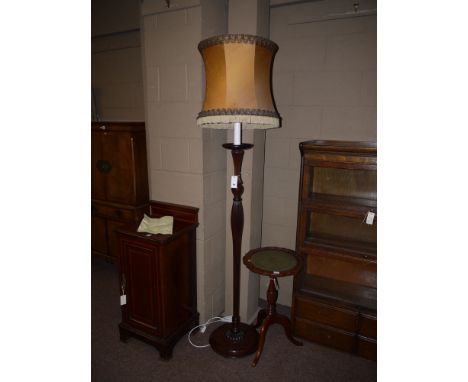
[{"x1": 292, "y1": 140, "x2": 377, "y2": 360}]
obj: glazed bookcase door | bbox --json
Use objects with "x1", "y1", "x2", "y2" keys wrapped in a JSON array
[
  {"x1": 307, "y1": 166, "x2": 376, "y2": 200},
  {"x1": 299, "y1": 161, "x2": 377, "y2": 276}
]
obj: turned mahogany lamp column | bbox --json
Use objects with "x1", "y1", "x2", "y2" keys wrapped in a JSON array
[{"x1": 197, "y1": 34, "x2": 281, "y2": 357}]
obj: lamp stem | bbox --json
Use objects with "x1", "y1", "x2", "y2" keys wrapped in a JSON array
[
  {"x1": 230, "y1": 146, "x2": 244, "y2": 333},
  {"x1": 209, "y1": 142, "x2": 258, "y2": 357}
]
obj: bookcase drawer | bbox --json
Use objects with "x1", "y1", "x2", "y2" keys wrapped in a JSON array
[
  {"x1": 294, "y1": 295, "x2": 358, "y2": 332},
  {"x1": 359, "y1": 313, "x2": 377, "y2": 339},
  {"x1": 357, "y1": 335, "x2": 377, "y2": 360},
  {"x1": 294, "y1": 317, "x2": 356, "y2": 353}
]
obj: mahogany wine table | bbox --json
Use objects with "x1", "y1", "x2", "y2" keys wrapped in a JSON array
[{"x1": 243, "y1": 247, "x2": 303, "y2": 367}]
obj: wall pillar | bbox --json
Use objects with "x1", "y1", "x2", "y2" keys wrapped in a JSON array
[
  {"x1": 223, "y1": 0, "x2": 271, "y2": 323},
  {"x1": 140, "y1": 0, "x2": 228, "y2": 323}
]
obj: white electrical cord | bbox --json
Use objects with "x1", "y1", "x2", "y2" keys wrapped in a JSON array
[{"x1": 187, "y1": 315, "x2": 232, "y2": 348}]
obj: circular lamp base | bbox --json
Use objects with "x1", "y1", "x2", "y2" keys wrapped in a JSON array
[{"x1": 209, "y1": 323, "x2": 259, "y2": 358}]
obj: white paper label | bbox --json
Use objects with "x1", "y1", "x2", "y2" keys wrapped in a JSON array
[
  {"x1": 120, "y1": 295, "x2": 127, "y2": 306},
  {"x1": 366, "y1": 211, "x2": 375, "y2": 225},
  {"x1": 231, "y1": 175, "x2": 238, "y2": 188}
]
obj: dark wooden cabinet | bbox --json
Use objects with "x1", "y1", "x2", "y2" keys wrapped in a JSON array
[
  {"x1": 292, "y1": 140, "x2": 377, "y2": 361},
  {"x1": 91, "y1": 122, "x2": 149, "y2": 261},
  {"x1": 117, "y1": 201, "x2": 199, "y2": 359}
]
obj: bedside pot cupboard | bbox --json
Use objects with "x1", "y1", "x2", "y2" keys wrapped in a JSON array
[{"x1": 117, "y1": 201, "x2": 199, "y2": 359}]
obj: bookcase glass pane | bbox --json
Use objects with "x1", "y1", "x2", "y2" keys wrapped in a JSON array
[
  {"x1": 307, "y1": 211, "x2": 377, "y2": 245},
  {"x1": 311, "y1": 167, "x2": 376, "y2": 200}
]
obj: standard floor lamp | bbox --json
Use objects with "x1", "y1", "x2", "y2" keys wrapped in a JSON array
[{"x1": 197, "y1": 34, "x2": 280, "y2": 357}]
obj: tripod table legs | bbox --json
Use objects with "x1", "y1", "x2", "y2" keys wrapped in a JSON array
[{"x1": 251, "y1": 277, "x2": 303, "y2": 367}]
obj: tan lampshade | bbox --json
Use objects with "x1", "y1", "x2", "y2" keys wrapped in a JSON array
[{"x1": 197, "y1": 34, "x2": 280, "y2": 129}]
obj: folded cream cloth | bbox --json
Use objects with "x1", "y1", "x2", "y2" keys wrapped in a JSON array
[{"x1": 137, "y1": 214, "x2": 174, "y2": 235}]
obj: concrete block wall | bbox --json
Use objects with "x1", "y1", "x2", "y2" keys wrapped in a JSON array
[
  {"x1": 91, "y1": 0, "x2": 144, "y2": 121},
  {"x1": 142, "y1": 6, "x2": 203, "y2": 207},
  {"x1": 92, "y1": 33, "x2": 145, "y2": 121},
  {"x1": 92, "y1": 0, "x2": 140, "y2": 36},
  {"x1": 201, "y1": 128, "x2": 227, "y2": 320},
  {"x1": 260, "y1": 0, "x2": 377, "y2": 305},
  {"x1": 141, "y1": 0, "x2": 227, "y2": 323},
  {"x1": 197, "y1": 0, "x2": 227, "y2": 321}
]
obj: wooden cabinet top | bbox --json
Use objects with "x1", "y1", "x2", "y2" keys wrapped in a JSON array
[
  {"x1": 300, "y1": 140, "x2": 376, "y2": 170},
  {"x1": 92, "y1": 121, "x2": 145, "y2": 133},
  {"x1": 300, "y1": 140, "x2": 376, "y2": 155},
  {"x1": 116, "y1": 200, "x2": 199, "y2": 245}
]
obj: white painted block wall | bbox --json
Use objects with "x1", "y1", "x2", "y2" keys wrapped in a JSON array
[{"x1": 261, "y1": 0, "x2": 377, "y2": 306}]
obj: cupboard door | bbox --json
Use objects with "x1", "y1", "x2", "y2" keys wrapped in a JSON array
[
  {"x1": 91, "y1": 216, "x2": 107, "y2": 255},
  {"x1": 102, "y1": 132, "x2": 137, "y2": 205},
  {"x1": 158, "y1": 234, "x2": 192, "y2": 335},
  {"x1": 120, "y1": 239, "x2": 161, "y2": 335},
  {"x1": 91, "y1": 131, "x2": 107, "y2": 200}
]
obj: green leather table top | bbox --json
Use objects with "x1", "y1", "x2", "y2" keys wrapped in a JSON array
[{"x1": 250, "y1": 249, "x2": 298, "y2": 273}]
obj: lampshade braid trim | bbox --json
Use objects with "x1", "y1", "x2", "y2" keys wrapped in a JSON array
[
  {"x1": 198, "y1": 34, "x2": 278, "y2": 53},
  {"x1": 198, "y1": 108, "x2": 279, "y2": 119}
]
